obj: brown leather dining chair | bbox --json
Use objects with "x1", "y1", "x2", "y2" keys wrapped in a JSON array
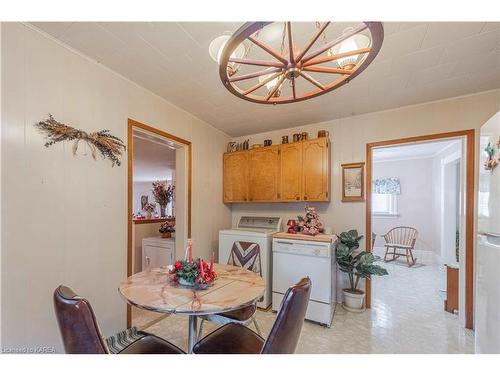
[
  {"x1": 53, "y1": 285, "x2": 185, "y2": 354},
  {"x1": 193, "y1": 277, "x2": 311, "y2": 354}
]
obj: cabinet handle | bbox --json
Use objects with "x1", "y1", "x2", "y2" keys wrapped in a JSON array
[
  {"x1": 304, "y1": 195, "x2": 308, "y2": 200},
  {"x1": 296, "y1": 196, "x2": 300, "y2": 200},
  {"x1": 146, "y1": 256, "x2": 151, "y2": 268}
]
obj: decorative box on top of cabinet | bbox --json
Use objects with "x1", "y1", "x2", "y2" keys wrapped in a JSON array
[{"x1": 223, "y1": 137, "x2": 330, "y2": 203}]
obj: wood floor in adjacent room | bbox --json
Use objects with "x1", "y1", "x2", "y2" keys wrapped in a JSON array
[{"x1": 139, "y1": 250, "x2": 473, "y2": 353}]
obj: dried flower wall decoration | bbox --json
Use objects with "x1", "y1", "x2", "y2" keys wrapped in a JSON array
[{"x1": 34, "y1": 114, "x2": 126, "y2": 167}]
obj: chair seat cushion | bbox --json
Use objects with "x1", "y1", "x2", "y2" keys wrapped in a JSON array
[
  {"x1": 119, "y1": 333, "x2": 185, "y2": 354},
  {"x1": 219, "y1": 304, "x2": 256, "y2": 321},
  {"x1": 193, "y1": 323, "x2": 264, "y2": 354},
  {"x1": 106, "y1": 327, "x2": 146, "y2": 354},
  {"x1": 385, "y1": 243, "x2": 413, "y2": 249}
]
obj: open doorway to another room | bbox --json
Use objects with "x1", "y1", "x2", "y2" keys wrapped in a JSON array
[
  {"x1": 127, "y1": 119, "x2": 192, "y2": 329},
  {"x1": 366, "y1": 134, "x2": 475, "y2": 353}
]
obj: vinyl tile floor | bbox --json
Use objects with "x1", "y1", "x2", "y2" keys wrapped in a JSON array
[{"x1": 139, "y1": 250, "x2": 474, "y2": 354}]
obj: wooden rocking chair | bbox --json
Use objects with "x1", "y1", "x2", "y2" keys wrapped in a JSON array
[{"x1": 383, "y1": 226, "x2": 418, "y2": 267}]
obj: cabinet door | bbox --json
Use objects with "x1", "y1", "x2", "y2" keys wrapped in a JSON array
[
  {"x1": 223, "y1": 152, "x2": 249, "y2": 202},
  {"x1": 143, "y1": 245, "x2": 172, "y2": 270},
  {"x1": 280, "y1": 143, "x2": 303, "y2": 201},
  {"x1": 248, "y1": 146, "x2": 280, "y2": 202},
  {"x1": 302, "y1": 138, "x2": 330, "y2": 201}
]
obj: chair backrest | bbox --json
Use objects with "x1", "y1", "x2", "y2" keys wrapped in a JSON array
[
  {"x1": 261, "y1": 277, "x2": 311, "y2": 354},
  {"x1": 384, "y1": 226, "x2": 418, "y2": 247},
  {"x1": 53, "y1": 285, "x2": 109, "y2": 354},
  {"x1": 228, "y1": 241, "x2": 262, "y2": 276},
  {"x1": 372, "y1": 232, "x2": 377, "y2": 248}
]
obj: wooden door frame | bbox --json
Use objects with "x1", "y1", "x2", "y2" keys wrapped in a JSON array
[
  {"x1": 127, "y1": 118, "x2": 192, "y2": 327},
  {"x1": 365, "y1": 129, "x2": 475, "y2": 329}
]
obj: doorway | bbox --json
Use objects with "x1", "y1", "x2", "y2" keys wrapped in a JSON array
[
  {"x1": 366, "y1": 130, "x2": 475, "y2": 330},
  {"x1": 127, "y1": 119, "x2": 192, "y2": 328}
]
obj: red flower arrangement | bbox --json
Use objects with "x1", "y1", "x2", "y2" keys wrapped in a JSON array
[{"x1": 168, "y1": 241, "x2": 216, "y2": 288}]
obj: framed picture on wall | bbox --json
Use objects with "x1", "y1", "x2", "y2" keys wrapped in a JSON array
[
  {"x1": 341, "y1": 162, "x2": 365, "y2": 202},
  {"x1": 140, "y1": 195, "x2": 149, "y2": 210}
]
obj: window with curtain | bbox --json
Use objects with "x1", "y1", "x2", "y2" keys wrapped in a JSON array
[{"x1": 372, "y1": 177, "x2": 401, "y2": 216}]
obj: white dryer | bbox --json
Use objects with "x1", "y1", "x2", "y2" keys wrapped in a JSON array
[{"x1": 219, "y1": 216, "x2": 282, "y2": 309}]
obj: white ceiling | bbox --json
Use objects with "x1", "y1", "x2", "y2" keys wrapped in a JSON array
[
  {"x1": 133, "y1": 134, "x2": 176, "y2": 182},
  {"x1": 373, "y1": 139, "x2": 461, "y2": 162},
  {"x1": 31, "y1": 22, "x2": 500, "y2": 136}
]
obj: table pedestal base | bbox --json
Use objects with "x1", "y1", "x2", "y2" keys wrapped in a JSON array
[{"x1": 188, "y1": 315, "x2": 198, "y2": 353}]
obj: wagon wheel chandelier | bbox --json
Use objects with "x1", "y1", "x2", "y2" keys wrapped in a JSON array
[{"x1": 209, "y1": 22, "x2": 384, "y2": 105}]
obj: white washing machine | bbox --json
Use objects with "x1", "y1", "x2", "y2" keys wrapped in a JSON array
[{"x1": 219, "y1": 216, "x2": 282, "y2": 309}]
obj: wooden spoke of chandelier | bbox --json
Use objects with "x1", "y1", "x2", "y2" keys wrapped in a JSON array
[
  {"x1": 266, "y1": 74, "x2": 287, "y2": 101},
  {"x1": 246, "y1": 36, "x2": 288, "y2": 65},
  {"x1": 229, "y1": 67, "x2": 281, "y2": 83},
  {"x1": 302, "y1": 66, "x2": 353, "y2": 74},
  {"x1": 302, "y1": 47, "x2": 371, "y2": 67},
  {"x1": 243, "y1": 71, "x2": 282, "y2": 96},
  {"x1": 300, "y1": 72, "x2": 326, "y2": 91}
]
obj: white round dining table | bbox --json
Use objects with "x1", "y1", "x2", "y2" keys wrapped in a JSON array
[{"x1": 118, "y1": 263, "x2": 265, "y2": 353}]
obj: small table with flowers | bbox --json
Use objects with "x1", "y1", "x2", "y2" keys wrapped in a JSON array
[{"x1": 118, "y1": 263, "x2": 265, "y2": 353}]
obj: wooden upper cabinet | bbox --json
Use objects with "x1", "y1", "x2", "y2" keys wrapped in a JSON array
[
  {"x1": 223, "y1": 151, "x2": 249, "y2": 203},
  {"x1": 302, "y1": 138, "x2": 330, "y2": 202},
  {"x1": 223, "y1": 137, "x2": 330, "y2": 203},
  {"x1": 248, "y1": 146, "x2": 281, "y2": 202},
  {"x1": 280, "y1": 143, "x2": 302, "y2": 201}
]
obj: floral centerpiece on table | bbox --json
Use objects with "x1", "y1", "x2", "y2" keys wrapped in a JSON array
[
  {"x1": 168, "y1": 240, "x2": 217, "y2": 288},
  {"x1": 152, "y1": 181, "x2": 175, "y2": 217},
  {"x1": 297, "y1": 205, "x2": 322, "y2": 236},
  {"x1": 159, "y1": 220, "x2": 175, "y2": 238}
]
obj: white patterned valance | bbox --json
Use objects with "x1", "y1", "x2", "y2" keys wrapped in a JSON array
[{"x1": 373, "y1": 177, "x2": 401, "y2": 194}]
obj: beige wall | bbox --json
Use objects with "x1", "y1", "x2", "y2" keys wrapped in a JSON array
[
  {"x1": 372, "y1": 158, "x2": 435, "y2": 252},
  {"x1": 0, "y1": 23, "x2": 231, "y2": 351},
  {"x1": 231, "y1": 89, "x2": 499, "y2": 240}
]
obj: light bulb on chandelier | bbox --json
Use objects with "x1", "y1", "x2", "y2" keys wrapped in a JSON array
[
  {"x1": 209, "y1": 33, "x2": 246, "y2": 76},
  {"x1": 328, "y1": 27, "x2": 371, "y2": 70}
]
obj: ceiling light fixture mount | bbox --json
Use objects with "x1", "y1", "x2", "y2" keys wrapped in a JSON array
[{"x1": 214, "y1": 22, "x2": 384, "y2": 105}]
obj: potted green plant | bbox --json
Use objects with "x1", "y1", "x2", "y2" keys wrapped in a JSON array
[{"x1": 336, "y1": 230, "x2": 388, "y2": 312}]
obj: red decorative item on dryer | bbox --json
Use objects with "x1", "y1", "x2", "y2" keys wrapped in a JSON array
[{"x1": 287, "y1": 219, "x2": 297, "y2": 234}]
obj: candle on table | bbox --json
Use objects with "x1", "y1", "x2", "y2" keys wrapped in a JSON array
[
  {"x1": 209, "y1": 252, "x2": 214, "y2": 272},
  {"x1": 200, "y1": 259, "x2": 205, "y2": 278}
]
